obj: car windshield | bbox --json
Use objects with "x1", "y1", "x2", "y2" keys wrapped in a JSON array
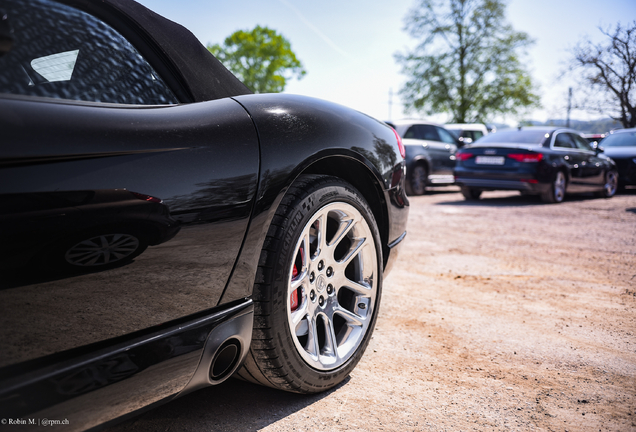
[
  {"x1": 476, "y1": 129, "x2": 548, "y2": 145},
  {"x1": 601, "y1": 132, "x2": 636, "y2": 147}
]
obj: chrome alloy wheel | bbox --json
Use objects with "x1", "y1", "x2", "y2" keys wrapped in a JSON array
[
  {"x1": 65, "y1": 233, "x2": 140, "y2": 266},
  {"x1": 554, "y1": 171, "x2": 566, "y2": 202},
  {"x1": 286, "y1": 202, "x2": 378, "y2": 371}
]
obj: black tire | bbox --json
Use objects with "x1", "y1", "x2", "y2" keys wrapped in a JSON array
[
  {"x1": 541, "y1": 170, "x2": 566, "y2": 203},
  {"x1": 460, "y1": 186, "x2": 482, "y2": 200},
  {"x1": 594, "y1": 170, "x2": 618, "y2": 198},
  {"x1": 236, "y1": 175, "x2": 383, "y2": 393},
  {"x1": 406, "y1": 163, "x2": 428, "y2": 196}
]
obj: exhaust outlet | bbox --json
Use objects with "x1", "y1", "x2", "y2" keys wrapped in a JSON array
[
  {"x1": 210, "y1": 339, "x2": 241, "y2": 381},
  {"x1": 177, "y1": 303, "x2": 253, "y2": 397}
]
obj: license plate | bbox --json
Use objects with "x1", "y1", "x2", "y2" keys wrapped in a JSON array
[{"x1": 475, "y1": 156, "x2": 505, "y2": 165}]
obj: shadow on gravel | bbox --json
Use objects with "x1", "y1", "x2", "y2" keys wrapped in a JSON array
[
  {"x1": 433, "y1": 192, "x2": 605, "y2": 207},
  {"x1": 107, "y1": 377, "x2": 343, "y2": 432}
]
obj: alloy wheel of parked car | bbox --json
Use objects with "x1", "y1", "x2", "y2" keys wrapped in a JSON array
[
  {"x1": 541, "y1": 171, "x2": 566, "y2": 203},
  {"x1": 408, "y1": 164, "x2": 428, "y2": 195},
  {"x1": 237, "y1": 175, "x2": 382, "y2": 393},
  {"x1": 596, "y1": 170, "x2": 618, "y2": 198}
]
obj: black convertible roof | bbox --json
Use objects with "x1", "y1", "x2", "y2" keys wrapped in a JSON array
[{"x1": 62, "y1": 0, "x2": 252, "y2": 102}]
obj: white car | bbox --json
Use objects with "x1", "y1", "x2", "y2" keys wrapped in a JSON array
[{"x1": 445, "y1": 123, "x2": 489, "y2": 144}]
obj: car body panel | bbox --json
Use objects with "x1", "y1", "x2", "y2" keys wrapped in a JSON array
[
  {"x1": 0, "y1": 96, "x2": 260, "y2": 370},
  {"x1": 222, "y1": 93, "x2": 409, "y2": 303}
]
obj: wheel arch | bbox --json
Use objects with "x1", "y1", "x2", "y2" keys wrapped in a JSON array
[{"x1": 300, "y1": 155, "x2": 390, "y2": 270}]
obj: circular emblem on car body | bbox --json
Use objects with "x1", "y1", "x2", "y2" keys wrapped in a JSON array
[{"x1": 316, "y1": 275, "x2": 327, "y2": 292}]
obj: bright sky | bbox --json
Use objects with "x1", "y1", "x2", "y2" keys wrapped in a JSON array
[{"x1": 137, "y1": 0, "x2": 635, "y2": 125}]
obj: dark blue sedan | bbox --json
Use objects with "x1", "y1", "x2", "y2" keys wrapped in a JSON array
[{"x1": 454, "y1": 127, "x2": 618, "y2": 203}]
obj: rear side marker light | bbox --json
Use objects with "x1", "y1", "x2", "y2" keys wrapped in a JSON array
[
  {"x1": 508, "y1": 153, "x2": 543, "y2": 163},
  {"x1": 130, "y1": 191, "x2": 163, "y2": 203},
  {"x1": 520, "y1": 179, "x2": 539, "y2": 184},
  {"x1": 391, "y1": 127, "x2": 406, "y2": 159},
  {"x1": 457, "y1": 153, "x2": 474, "y2": 161}
]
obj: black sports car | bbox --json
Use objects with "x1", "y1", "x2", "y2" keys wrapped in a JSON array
[
  {"x1": 598, "y1": 128, "x2": 636, "y2": 189},
  {"x1": 0, "y1": 0, "x2": 409, "y2": 430},
  {"x1": 454, "y1": 127, "x2": 618, "y2": 203}
]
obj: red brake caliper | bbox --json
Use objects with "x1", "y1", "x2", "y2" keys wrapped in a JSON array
[{"x1": 290, "y1": 247, "x2": 303, "y2": 312}]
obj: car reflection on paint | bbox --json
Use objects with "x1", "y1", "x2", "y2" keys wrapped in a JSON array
[{"x1": 0, "y1": 189, "x2": 179, "y2": 276}]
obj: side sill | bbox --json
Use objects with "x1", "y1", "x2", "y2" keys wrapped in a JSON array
[{"x1": 0, "y1": 299, "x2": 253, "y2": 431}]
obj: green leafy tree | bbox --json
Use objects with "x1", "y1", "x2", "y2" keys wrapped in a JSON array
[
  {"x1": 569, "y1": 22, "x2": 636, "y2": 128},
  {"x1": 208, "y1": 25, "x2": 306, "y2": 93},
  {"x1": 395, "y1": 0, "x2": 540, "y2": 123}
]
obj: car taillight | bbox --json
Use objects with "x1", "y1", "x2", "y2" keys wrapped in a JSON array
[
  {"x1": 457, "y1": 153, "x2": 474, "y2": 161},
  {"x1": 130, "y1": 191, "x2": 163, "y2": 203},
  {"x1": 508, "y1": 153, "x2": 543, "y2": 163},
  {"x1": 391, "y1": 127, "x2": 406, "y2": 159}
]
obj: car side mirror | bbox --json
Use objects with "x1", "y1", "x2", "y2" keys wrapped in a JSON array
[{"x1": 596, "y1": 145, "x2": 605, "y2": 154}]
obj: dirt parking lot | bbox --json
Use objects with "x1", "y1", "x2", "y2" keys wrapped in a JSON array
[{"x1": 110, "y1": 188, "x2": 636, "y2": 432}]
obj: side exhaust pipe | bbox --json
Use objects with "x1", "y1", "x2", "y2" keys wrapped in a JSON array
[{"x1": 178, "y1": 303, "x2": 253, "y2": 396}]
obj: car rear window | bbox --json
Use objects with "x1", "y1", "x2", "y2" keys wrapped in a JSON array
[
  {"x1": 601, "y1": 132, "x2": 636, "y2": 147},
  {"x1": 477, "y1": 129, "x2": 548, "y2": 145},
  {"x1": 0, "y1": 0, "x2": 178, "y2": 105}
]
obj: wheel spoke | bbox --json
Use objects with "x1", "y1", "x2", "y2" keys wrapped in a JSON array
[
  {"x1": 306, "y1": 317, "x2": 319, "y2": 357},
  {"x1": 343, "y1": 279, "x2": 372, "y2": 296},
  {"x1": 321, "y1": 315, "x2": 338, "y2": 358},
  {"x1": 339, "y1": 237, "x2": 367, "y2": 267},
  {"x1": 315, "y1": 212, "x2": 327, "y2": 257},
  {"x1": 334, "y1": 306, "x2": 365, "y2": 326},
  {"x1": 291, "y1": 301, "x2": 308, "y2": 325},
  {"x1": 328, "y1": 215, "x2": 356, "y2": 248}
]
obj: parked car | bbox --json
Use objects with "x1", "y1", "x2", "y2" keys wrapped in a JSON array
[
  {"x1": 0, "y1": 0, "x2": 409, "y2": 430},
  {"x1": 582, "y1": 133, "x2": 606, "y2": 147},
  {"x1": 454, "y1": 127, "x2": 618, "y2": 203},
  {"x1": 390, "y1": 120, "x2": 461, "y2": 195},
  {"x1": 445, "y1": 123, "x2": 489, "y2": 145},
  {"x1": 598, "y1": 128, "x2": 636, "y2": 189}
]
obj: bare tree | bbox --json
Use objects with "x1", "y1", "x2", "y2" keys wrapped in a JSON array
[{"x1": 571, "y1": 22, "x2": 636, "y2": 128}]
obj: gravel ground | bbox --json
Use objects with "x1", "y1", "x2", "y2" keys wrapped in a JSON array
[{"x1": 109, "y1": 188, "x2": 636, "y2": 432}]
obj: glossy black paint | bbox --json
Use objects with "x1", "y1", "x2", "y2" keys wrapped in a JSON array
[
  {"x1": 0, "y1": 299, "x2": 253, "y2": 431},
  {"x1": 454, "y1": 127, "x2": 617, "y2": 196},
  {"x1": 222, "y1": 93, "x2": 409, "y2": 302},
  {"x1": 0, "y1": 0, "x2": 408, "y2": 429}
]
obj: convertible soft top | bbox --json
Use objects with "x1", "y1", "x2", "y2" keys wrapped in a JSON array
[{"x1": 62, "y1": 0, "x2": 252, "y2": 102}]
